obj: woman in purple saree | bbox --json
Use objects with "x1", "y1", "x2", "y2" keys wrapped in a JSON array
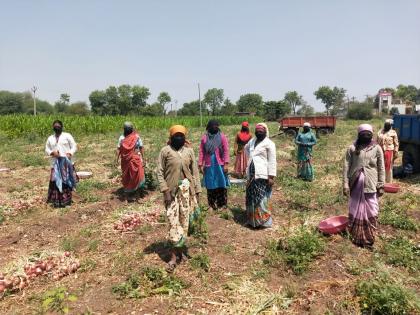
[{"x1": 343, "y1": 124, "x2": 385, "y2": 247}]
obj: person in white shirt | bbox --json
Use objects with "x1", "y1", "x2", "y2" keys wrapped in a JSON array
[
  {"x1": 244, "y1": 123, "x2": 277, "y2": 228},
  {"x1": 45, "y1": 120, "x2": 77, "y2": 207}
]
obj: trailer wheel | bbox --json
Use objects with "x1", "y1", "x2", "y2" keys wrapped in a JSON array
[
  {"x1": 285, "y1": 129, "x2": 297, "y2": 138},
  {"x1": 316, "y1": 128, "x2": 329, "y2": 137},
  {"x1": 403, "y1": 144, "x2": 420, "y2": 173}
]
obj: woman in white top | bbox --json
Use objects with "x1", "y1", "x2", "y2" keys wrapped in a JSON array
[
  {"x1": 244, "y1": 123, "x2": 277, "y2": 228},
  {"x1": 45, "y1": 120, "x2": 77, "y2": 207}
]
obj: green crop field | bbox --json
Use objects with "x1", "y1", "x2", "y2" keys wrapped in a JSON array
[{"x1": 0, "y1": 115, "x2": 262, "y2": 138}]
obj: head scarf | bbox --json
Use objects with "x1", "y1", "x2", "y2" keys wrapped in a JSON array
[
  {"x1": 52, "y1": 120, "x2": 63, "y2": 127},
  {"x1": 385, "y1": 119, "x2": 394, "y2": 125},
  {"x1": 357, "y1": 123, "x2": 373, "y2": 134},
  {"x1": 238, "y1": 121, "x2": 251, "y2": 143},
  {"x1": 205, "y1": 120, "x2": 223, "y2": 156},
  {"x1": 303, "y1": 122, "x2": 311, "y2": 127},
  {"x1": 169, "y1": 125, "x2": 187, "y2": 137},
  {"x1": 255, "y1": 123, "x2": 269, "y2": 137}
]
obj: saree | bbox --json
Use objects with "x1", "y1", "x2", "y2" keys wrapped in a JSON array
[
  {"x1": 348, "y1": 170, "x2": 378, "y2": 246},
  {"x1": 296, "y1": 132, "x2": 316, "y2": 181},
  {"x1": 166, "y1": 179, "x2": 196, "y2": 247},
  {"x1": 234, "y1": 133, "x2": 251, "y2": 177},
  {"x1": 47, "y1": 157, "x2": 77, "y2": 208},
  {"x1": 119, "y1": 132, "x2": 145, "y2": 192},
  {"x1": 204, "y1": 154, "x2": 229, "y2": 209},
  {"x1": 383, "y1": 150, "x2": 393, "y2": 183},
  {"x1": 246, "y1": 162, "x2": 273, "y2": 228}
]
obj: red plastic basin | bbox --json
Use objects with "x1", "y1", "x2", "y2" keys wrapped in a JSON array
[
  {"x1": 318, "y1": 215, "x2": 348, "y2": 235},
  {"x1": 384, "y1": 183, "x2": 400, "y2": 193}
]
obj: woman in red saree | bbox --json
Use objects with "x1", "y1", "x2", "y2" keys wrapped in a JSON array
[
  {"x1": 234, "y1": 122, "x2": 252, "y2": 178},
  {"x1": 118, "y1": 122, "x2": 145, "y2": 197}
]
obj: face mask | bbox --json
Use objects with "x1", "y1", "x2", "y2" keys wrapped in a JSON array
[
  {"x1": 208, "y1": 127, "x2": 219, "y2": 135},
  {"x1": 171, "y1": 135, "x2": 185, "y2": 150},
  {"x1": 358, "y1": 133, "x2": 372, "y2": 145},
  {"x1": 384, "y1": 123, "x2": 391, "y2": 132},
  {"x1": 53, "y1": 126, "x2": 62, "y2": 134},
  {"x1": 303, "y1": 126, "x2": 310, "y2": 133},
  {"x1": 255, "y1": 132, "x2": 266, "y2": 141},
  {"x1": 124, "y1": 127, "x2": 133, "y2": 137}
]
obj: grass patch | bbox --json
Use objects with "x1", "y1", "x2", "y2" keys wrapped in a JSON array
[
  {"x1": 87, "y1": 239, "x2": 100, "y2": 252},
  {"x1": 379, "y1": 236, "x2": 420, "y2": 272},
  {"x1": 76, "y1": 180, "x2": 108, "y2": 203},
  {"x1": 188, "y1": 206, "x2": 208, "y2": 243},
  {"x1": 190, "y1": 253, "x2": 210, "y2": 272},
  {"x1": 79, "y1": 258, "x2": 97, "y2": 273},
  {"x1": 356, "y1": 273, "x2": 420, "y2": 315},
  {"x1": 111, "y1": 267, "x2": 187, "y2": 299},
  {"x1": 40, "y1": 287, "x2": 78, "y2": 314},
  {"x1": 379, "y1": 198, "x2": 418, "y2": 231},
  {"x1": 265, "y1": 226, "x2": 325, "y2": 274},
  {"x1": 60, "y1": 236, "x2": 80, "y2": 252}
]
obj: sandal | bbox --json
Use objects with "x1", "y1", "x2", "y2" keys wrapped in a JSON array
[{"x1": 166, "y1": 261, "x2": 176, "y2": 273}]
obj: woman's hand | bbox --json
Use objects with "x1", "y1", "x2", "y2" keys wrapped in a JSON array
[
  {"x1": 66, "y1": 153, "x2": 72, "y2": 158},
  {"x1": 199, "y1": 166, "x2": 204, "y2": 174},
  {"x1": 51, "y1": 151, "x2": 60, "y2": 157},
  {"x1": 343, "y1": 187, "x2": 350, "y2": 197},
  {"x1": 223, "y1": 164, "x2": 229, "y2": 173},
  {"x1": 268, "y1": 176, "x2": 274, "y2": 187},
  {"x1": 377, "y1": 187, "x2": 384, "y2": 197},
  {"x1": 164, "y1": 190, "x2": 172, "y2": 207}
]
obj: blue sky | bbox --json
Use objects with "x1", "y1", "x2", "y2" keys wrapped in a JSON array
[{"x1": 1, "y1": 0, "x2": 419, "y2": 111}]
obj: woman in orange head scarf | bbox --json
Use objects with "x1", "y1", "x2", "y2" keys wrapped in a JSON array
[{"x1": 234, "y1": 121, "x2": 252, "y2": 178}]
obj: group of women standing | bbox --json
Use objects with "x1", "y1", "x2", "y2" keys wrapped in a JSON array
[{"x1": 44, "y1": 118, "x2": 399, "y2": 271}]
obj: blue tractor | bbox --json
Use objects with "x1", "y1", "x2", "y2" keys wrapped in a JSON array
[{"x1": 393, "y1": 114, "x2": 420, "y2": 173}]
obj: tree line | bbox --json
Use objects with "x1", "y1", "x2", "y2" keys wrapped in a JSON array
[{"x1": 1, "y1": 84, "x2": 419, "y2": 119}]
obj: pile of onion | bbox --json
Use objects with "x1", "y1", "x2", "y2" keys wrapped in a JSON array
[
  {"x1": 114, "y1": 213, "x2": 142, "y2": 232},
  {"x1": 0, "y1": 273, "x2": 29, "y2": 293},
  {"x1": 0, "y1": 252, "x2": 80, "y2": 295}
]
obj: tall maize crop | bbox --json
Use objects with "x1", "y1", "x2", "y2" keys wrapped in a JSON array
[{"x1": 0, "y1": 115, "x2": 262, "y2": 138}]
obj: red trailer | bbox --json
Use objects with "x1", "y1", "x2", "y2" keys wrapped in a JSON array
[{"x1": 278, "y1": 116, "x2": 337, "y2": 138}]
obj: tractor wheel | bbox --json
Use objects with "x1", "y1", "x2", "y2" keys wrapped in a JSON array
[
  {"x1": 285, "y1": 129, "x2": 297, "y2": 138},
  {"x1": 316, "y1": 128, "x2": 329, "y2": 137},
  {"x1": 402, "y1": 144, "x2": 420, "y2": 173}
]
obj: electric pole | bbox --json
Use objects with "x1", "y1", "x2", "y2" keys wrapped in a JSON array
[
  {"x1": 198, "y1": 83, "x2": 202, "y2": 127},
  {"x1": 31, "y1": 86, "x2": 38, "y2": 116}
]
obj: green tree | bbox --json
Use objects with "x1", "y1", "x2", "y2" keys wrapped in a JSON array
[
  {"x1": 237, "y1": 93, "x2": 264, "y2": 115},
  {"x1": 0, "y1": 90, "x2": 24, "y2": 114},
  {"x1": 314, "y1": 86, "x2": 346, "y2": 115},
  {"x1": 297, "y1": 102, "x2": 315, "y2": 116},
  {"x1": 347, "y1": 101, "x2": 373, "y2": 120},
  {"x1": 395, "y1": 84, "x2": 418, "y2": 103},
  {"x1": 178, "y1": 100, "x2": 201, "y2": 116},
  {"x1": 105, "y1": 86, "x2": 119, "y2": 115},
  {"x1": 157, "y1": 92, "x2": 171, "y2": 113},
  {"x1": 67, "y1": 102, "x2": 90, "y2": 115},
  {"x1": 141, "y1": 102, "x2": 165, "y2": 116},
  {"x1": 22, "y1": 92, "x2": 54, "y2": 114},
  {"x1": 263, "y1": 100, "x2": 291, "y2": 121},
  {"x1": 203, "y1": 88, "x2": 224, "y2": 116},
  {"x1": 284, "y1": 91, "x2": 302, "y2": 115},
  {"x1": 219, "y1": 98, "x2": 237, "y2": 115},
  {"x1": 131, "y1": 85, "x2": 150, "y2": 111},
  {"x1": 117, "y1": 84, "x2": 133, "y2": 115},
  {"x1": 55, "y1": 93, "x2": 70, "y2": 113},
  {"x1": 89, "y1": 90, "x2": 107, "y2": 115}
]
